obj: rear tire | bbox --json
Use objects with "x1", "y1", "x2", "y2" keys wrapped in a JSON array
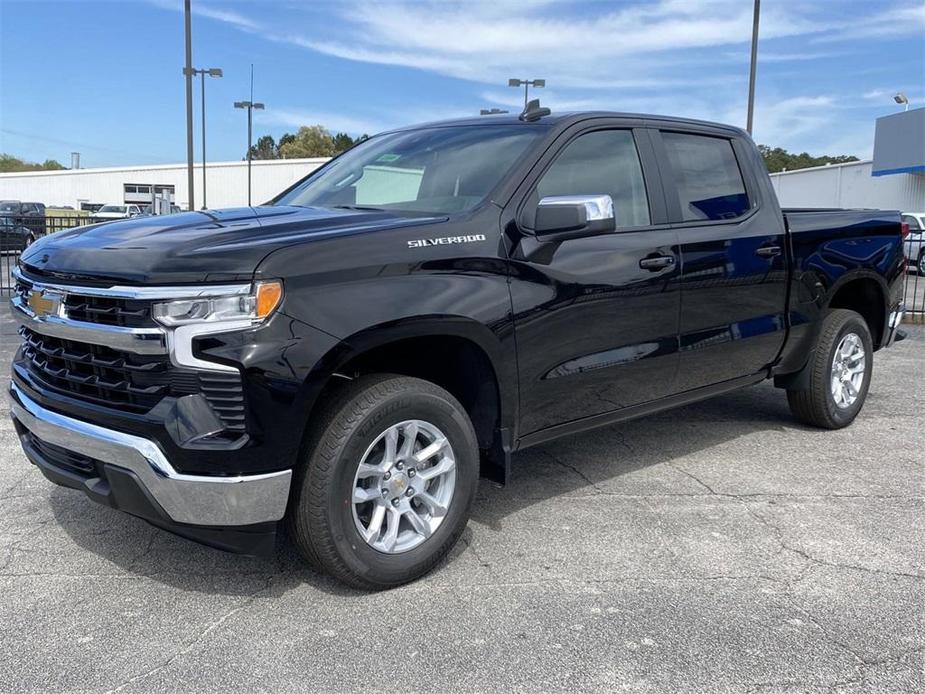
[
  {"x1": 786, "y1": 309, "x2": 873, "y2": 429},
  {"x1": 289, "y1": 374, "x2": 479, "y2": 590},
  {"x1": 918, "y1": 250, "x2": 925, "y2": 276}
]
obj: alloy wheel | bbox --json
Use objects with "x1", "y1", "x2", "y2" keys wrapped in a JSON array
[{"x1": 351, "y1": 419, "x2": 457, "y2": 554}]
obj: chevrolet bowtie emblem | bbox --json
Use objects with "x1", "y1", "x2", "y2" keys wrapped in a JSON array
[{"x1": 27, "y1": 290, "x2": 63, "y2": 318}]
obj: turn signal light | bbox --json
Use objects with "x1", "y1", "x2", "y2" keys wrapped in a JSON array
[{"x1": 256, "y1": 280, "x2": 283, "y2": 319}]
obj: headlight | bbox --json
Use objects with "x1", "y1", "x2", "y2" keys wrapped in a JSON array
[{"x1": 152, "y1": 280, "x2": 283, "y2": 327}]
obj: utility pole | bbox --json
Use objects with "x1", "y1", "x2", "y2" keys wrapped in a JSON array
[
  {"x1": 187, "y1": 67, "x2": 223, "y2": 208},
  {"x1": 183, "y1": 0, "x2": 195, "y2": 211},
  {"x1": 235, "y1": 66, "x2": 265, "y2": 206},
  {"x1": 746, "y1": 0, "x2": 760, "y2": 135}
]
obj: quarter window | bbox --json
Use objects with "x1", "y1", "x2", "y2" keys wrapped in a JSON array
[
  {"x1": 535, "y1": 130, "x2": 650, "y2": 228},
  {"x1": 662, "y1": 132, "x2": 750, "y2": 221}
]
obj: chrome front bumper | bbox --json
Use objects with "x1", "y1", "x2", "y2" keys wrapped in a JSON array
[{"x1": 9, "y1": 383, "x2": 291, "y2": 527}]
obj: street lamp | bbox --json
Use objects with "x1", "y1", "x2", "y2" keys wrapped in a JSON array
[
  {"x1": 234, "y1": 100, "x2": 265, "y2": 206},
  {"x1": 184, "y1": 66, "x2": 223, "y2": 209},
  {"x1": 479, "y1": 108, "x2": 509, "y2": 115},
  {"x1": 894, "y1": 93, "x2": 909, "y2": 111},
  {"x1": 508, "y1": 78, "x2": 545, "y2": 110},
  {"x1": 746, "y1": 0, "x2": 760, "y2": 135}
]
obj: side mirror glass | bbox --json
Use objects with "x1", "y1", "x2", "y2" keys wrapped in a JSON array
[{"x1": 534, "y1": 195, "x2": 616, "y2": 240}]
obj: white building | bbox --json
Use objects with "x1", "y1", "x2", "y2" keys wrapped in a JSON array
[
  {"x1": 769, "y1": 159, "x2": 925, "y2": 210},
  {"x1": 0, "y1": 157, "x2": 329, "y2": 211}
]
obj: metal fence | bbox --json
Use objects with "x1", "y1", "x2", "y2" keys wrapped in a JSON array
[
  {"x1": 905, "y1": 263, "x2": 924, "y2": 323},
  {"x1": 2, "y1": 215, "x2": 925, "y2": 323}
]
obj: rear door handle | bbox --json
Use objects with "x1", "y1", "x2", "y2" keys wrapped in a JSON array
[
  {"x1": 755, "y1": 245, "x2": 782, "y2": 258},
  {"x1": 639, "y1": 255, "x2": 676, "y2": 271}
]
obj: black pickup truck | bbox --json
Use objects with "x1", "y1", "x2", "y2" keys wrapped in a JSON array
[{"x1": 9, "y1": 106, "x2": 906, "y2": 589}]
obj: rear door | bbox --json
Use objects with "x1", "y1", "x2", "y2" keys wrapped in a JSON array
[
  {"x1": 508, "y1": 123, "x2": 681, "y2": 436},
  {"x1": 652, "y1": 128, "x2": 788, "y2": 391}
]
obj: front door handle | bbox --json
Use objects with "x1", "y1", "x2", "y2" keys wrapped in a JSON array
[
  {"x1": 755, "y1": 245, "x2": 782, "y2": 258},
  {"x1": 639, "y1": 254, "x2": 676, "y2": 271}
]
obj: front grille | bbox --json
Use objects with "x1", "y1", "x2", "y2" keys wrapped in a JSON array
[
  {"x1": 64, "y1": 295, "x2": 153, "y2": 328},
  {"x1": 17, "y1": 327, "x2": 246, "y2": 431},
  {"x1": 20, "y1": 327, "x2": 171, "y2": 411},
  {"x1": 14, "y1": 276, "x2": 155, "y2": 328}
]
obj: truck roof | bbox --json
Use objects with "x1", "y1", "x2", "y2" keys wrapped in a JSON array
[{"x1": 384, "y1": 110, "x2": 749, "y2": 138}]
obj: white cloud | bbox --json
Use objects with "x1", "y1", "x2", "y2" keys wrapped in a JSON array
[{"x1": 146, "y1": 0, "x2": 921, "y2": 157}]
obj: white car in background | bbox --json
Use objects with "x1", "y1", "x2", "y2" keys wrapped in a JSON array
[
  {"x1": 902, "y1": 212, "x2": 925, "y2": 275},
  {"x1": 94, "y1": 204, "x2": 142, "y2": 220}
]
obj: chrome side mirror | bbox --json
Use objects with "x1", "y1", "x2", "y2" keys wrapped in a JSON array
[{"x1": 534, "y1": 194, "x2": 616, "y2": 240}]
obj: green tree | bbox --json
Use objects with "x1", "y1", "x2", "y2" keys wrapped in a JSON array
[
  {"x1": 248, "y1": 135, "x2": 278, "y2": 160},
  {"x1": 758, "y1": 145, "x2": 859, "y2": 173},
  {"x1": 278, "y1": 132, "x2": 296, "y2": 150},
  {"x1": 0, "y1": 153, "x2": 67, "y2": 172},
  {"x1": 278, "y1": 125, "x2": 336, "y2": 158},
  {"x1": 332, "y1": 132, "x2": 355, "y2": 153}
]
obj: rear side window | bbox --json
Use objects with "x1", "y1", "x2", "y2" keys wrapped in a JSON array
[
  {"x1": 662, "y1": 132, "x2": 750, "y2": 221},
  {"x1": 535, "y1": 130, "x2": 650, "y2": 227},
  {"x1": 902, "y1": 215, "x2": 921, "y2": 230}
]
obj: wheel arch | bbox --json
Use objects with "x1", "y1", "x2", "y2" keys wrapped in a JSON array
[
  {"x1": 301, "y1": 317, "x2": 516, "y2": 484},
  {"x1": 824, "y1": 272, "x2": 888, "y2": 349}
]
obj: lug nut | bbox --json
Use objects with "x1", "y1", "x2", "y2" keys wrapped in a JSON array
[
  {"x1": 405, "y1": 487, "x2": 415, "y2": 497},
  {"x1": 395, "y1": 461, "x2": 405, "y2": 471},
  {"x1": 391, "y1": 498, "x2": 401, "y2": 507},
  {"x1": 383, "y1": 471, "x2": 391, "y2": 480},
  {"x1": 408, "y1": 468, "x2": 416, "y2": 478},
  {"x1": 381, "y1": 488, "x2": 389, "y2": 497}
]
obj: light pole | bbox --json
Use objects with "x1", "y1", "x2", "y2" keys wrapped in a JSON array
[
  {"x1": 746, "y1": 0, "x2": 760, "y2": 135},
  {"x1": 185, "y1": 67, "x2": 222, "y2": 209},
  {"x1": 894, "y1": 93, "x2": 910, "y2": 111},
  {"x1": 234, "y1": 99, "x2": 265, "y2": 206},
  {"x1": 508, "y1": 78, "x2": 545, "y2": 110},
  {"x1": 183, "y1": 0, "x2": 194, "y2": 211}
]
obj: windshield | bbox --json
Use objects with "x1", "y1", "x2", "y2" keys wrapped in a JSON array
[
  {"x1": 0, "y1": 201, "x2": 21, "y2": 213},
  {"x1": 274, "y1": 125, "x2": 544, "y2": 214},
  {"x1": 98, "y1": 205, "x2": 126, "y2": 213}
]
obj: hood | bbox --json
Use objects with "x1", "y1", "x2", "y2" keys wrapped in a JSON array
[{"x1": 20, "y1": 206, "x2": 445, "y2": 285}]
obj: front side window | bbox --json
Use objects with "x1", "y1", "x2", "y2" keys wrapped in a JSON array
[
  {"x1": 99, "y1": 206, "x2": 126, "y2": 213},
  {"x1": 662, "y1": 132, "x2": 750, "y2": 221},
  {"x1": 534, "y1": 130, "x2": 650, "y2": 227},
  {"x1": 275, "y1": 125, "x2": 544, "y2": 214}
]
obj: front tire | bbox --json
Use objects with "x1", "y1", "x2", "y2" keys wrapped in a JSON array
[
  {"x1": 289, "y1": 374, "x2": 479, "y2": 590},
  {"x1": 786, "y1": 309, "x2": 873, "y2": 429}
]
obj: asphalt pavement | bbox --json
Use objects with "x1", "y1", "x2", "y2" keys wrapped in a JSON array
[{"x1": 0, "y1": 308, "x2": 922, "y2": 693}]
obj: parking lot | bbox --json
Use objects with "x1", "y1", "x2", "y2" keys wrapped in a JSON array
[{"x1": 1, "y1": 307, "x2": 922, "y2": 693}]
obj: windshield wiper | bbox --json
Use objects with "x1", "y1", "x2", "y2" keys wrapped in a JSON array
[{"x1": 332, "y1": 204, "x2": 387, "y2": 212}]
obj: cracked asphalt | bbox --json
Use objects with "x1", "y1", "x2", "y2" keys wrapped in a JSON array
[{"x1": 0, "y1": 306, "x2": 922, "y2": 693}]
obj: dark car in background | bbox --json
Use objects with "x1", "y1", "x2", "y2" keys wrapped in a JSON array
[
  {"x1": 0, "y1": 200, "x2": 46, "y2": 236},
  {"x1": 0, "y1": 216, "x2": 36, "y2": 252}
]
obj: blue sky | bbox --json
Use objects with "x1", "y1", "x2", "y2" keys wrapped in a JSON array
[{"x1": 1, "y1": 0, "x2": 923, "y2": 168}]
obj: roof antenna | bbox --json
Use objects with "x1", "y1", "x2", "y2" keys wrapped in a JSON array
[{"x1": 519, "y1": 98, "x2": 551, "y2": 122}]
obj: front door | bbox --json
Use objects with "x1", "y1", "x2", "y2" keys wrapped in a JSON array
[
  {"x1": 508, "y1": 126, "x2": 681, "y2": 436},
  {"x1": 654, "y1": 129, "x2": 789, "y2": 391}
]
